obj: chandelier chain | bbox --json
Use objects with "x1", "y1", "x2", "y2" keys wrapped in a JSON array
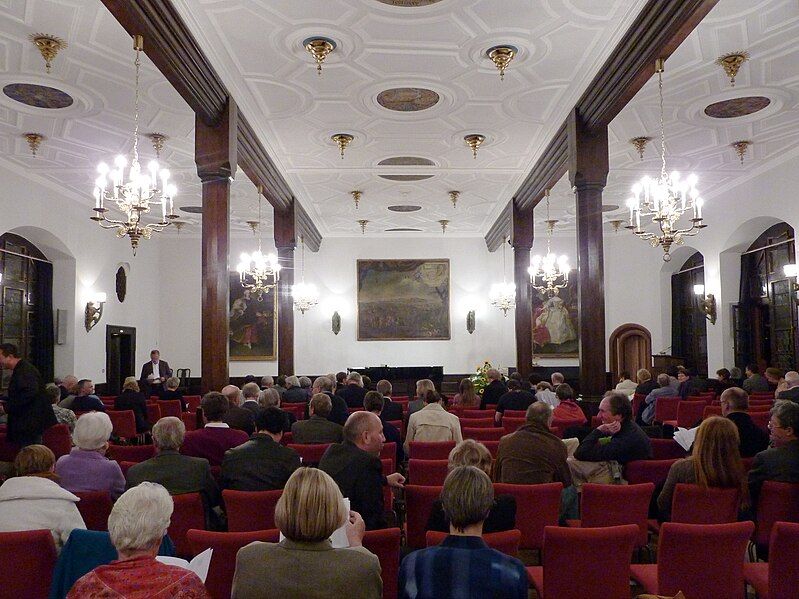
[
  {"x1": 132, "y1": 47, "x2": 140, "y2": 167},
  {"x1": 658, "y1": 68, "x2": 667, "y2": 178}
]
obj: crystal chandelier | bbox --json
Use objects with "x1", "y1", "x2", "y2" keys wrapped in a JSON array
[
  {"x1": 292, "y1": 236, "x2": 319, "y2": 314},
  {"x1": 91, "y1": 35, "x2": 177, "y2": 255},
  {"x1": 529, "y1": 190, "x2": 571, "y2": 295},
  {"x1": 625, "y1": 58, "x2": 706, "y2": 262},
  {"x1": 489, "y1": 236, "x2": 516, "y2": 316},
  {"x1": 237, "y1": 185, "x2": 280, "y2": 301}
]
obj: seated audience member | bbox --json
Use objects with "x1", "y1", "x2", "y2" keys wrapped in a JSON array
[
  {"x1": 640, "y1": 373, "x2": 679, "y2": 425},
  {"x1": 495, "y1": 402, "x2": 572, "y2": 487},
  {"x1": 479, "y1": 369, "x2": 507, "y2": 410},
  {"x1": 399, "y1": 466, "x2": 528, "y2": 599},
  {"x1": 58, "y1": 375, "x2": 78, "y2": 402},
  {"x1": 362, "y1": 375, "x2": 373, "y2": 392},
  {"x1": 364, "y1": 390, "x2": 404, "y2": 464},
  {"x1": 615, "y1": 371, "x2": 638, "y2": 395},
  {"x1": 274, "y1": 375, "x2": 288, "y2": 397},
  {"x1": 535, "y1": 381, "x2": 559, "y2": 408},
  {"x1": 114, "y1": 377, "x2": 150, "y2": 434},
  {"x1": 765, "y1": 367, "x2": 785, "y2": 394},
  {"x1": 159, "y1": 376, "x2": 186, "y2": 410},
  {"x1": 181, "y1": 392, "x2": 249, "y2": 467},
  {"x1": 551, "y1": 371, "x2": 565, "y2": 387},
  {"x1": 125, "y1": 417, "x2": 219, "y2": 509},
  {"x1": 778, "y1": 370, "x2": 799, "y2": 403},
  {"x1": 334, "y1": 371, "x2": 348, "y2": 394},
  {"x1": 298, "y1": 376, "x2": 312, "y2": 398},
  {"x1": 657, "y1": 416, "x2": 748, "y2": 520},
  {"x1": 310, "y1": 375, "x2": 348, "y2": 426},
  {"x1": 0, "y1": 445, "x2": 85, "y2": 551},
  {"x1": 55, "y1": 411, "x2": 125, "y2": 499},
  {"x1": 240, "y1": 382, "x2": 262, "y2": 414},
  {"x1": 408, "y1": 379, "x2": 436, "y2": 416},
  {"x1": 720, "y1": 387, "x2": 769, "y2": 457},
  {"x1": 222, "y1": 384, "x2": 255, "y2": 435},
  {"x1": 494, "y1": 379, "x2": 536, "y2": 423},
  {"x1": 47, "y1": 382, "x2": 76, "y2": 433},
  {"x1": 634, "y1": 368, "x2": 658, "y2": 397},
  {"x1": 574, "y1": 391, "x2": 652, "y2": 464},
  {"x1": 427, "y1": 440, "x2": 516, "y2": 534},
  {"x1": 68, "y1": 483, "x2": 209, "y2": 598},
  {"x1": 221, "y1": 407, "x2": 300, "y2": 491},
  {"x1": 451, "y1": 377, "x2": 480, "y2": 409},
  {"x1": 676, "y1": 368, "x2": 702, "y2": 400},
  {"x1": 405, "y1": 390, "x2": 463, "y2": 453},
  {"x1": 551, "y1": 384, "x2": 587, "y2": 425},
  {"x1": 65, "y1": 379, "x2": 105, "y2": 412},
  {"x1": 260, "y1": 375, "x2": 274, "y2": 391},
  {"x1": 748, "y1": 400, "x2": 799, "y2": 506},
  {"x1": 729, "y1": 366, "x2": 744, "y2": 388},
  {"x1": 338, "y1": 371, "x2": 367, "y2": 408},
  {"x1": 282, "y1": 375, "x2": 308, "y2": 404},
  {"x1": 711, "y1": 368, "x2": 734, "y2": 395},
  {"x1": 292, "y1": 393, "x2": 344, "y2": 444},
  {"x1": 319, "y1": 411, "x2": 405, "y2": 530},
  {"x1": 231, "y1": 468, "x2": 381, "y2": 599},
  {"x1": 743, "y1": 363, "x2": 770, "y2": 394},
  {"x1": 376, "y1": 379, "x2": 404, "y2": 421},
  {"x1": 258, "y1": 387, "x2": 296, "y2": 432},
  {"x1": 508, "y1": 371, "x2": 530, "y2": 391}
]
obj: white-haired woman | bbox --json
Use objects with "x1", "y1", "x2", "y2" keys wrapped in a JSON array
[
  {"x1": 68, "y1": 482, "x2": 210, "y2": 598},
  {"x1": 55, "y1": 411, "x2": 125, "y2": 499}
]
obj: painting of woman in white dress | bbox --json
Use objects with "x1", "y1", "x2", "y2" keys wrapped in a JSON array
[{"x1": 532, "y1": 283, "x2": 578, "y2": 357}]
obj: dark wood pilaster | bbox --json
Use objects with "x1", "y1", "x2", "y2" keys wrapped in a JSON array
[
  {"x1": 274, "y1": 204, "x2": 296, "y2": 376},
  {"x1": 512, "y1": 202, "x2": 534, "y2": 379}
]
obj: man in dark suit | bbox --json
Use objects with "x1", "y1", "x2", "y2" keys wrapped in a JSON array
[
  {"x1": 777, "y1": 371, "x2": 799, "y2": 403},
  {"x1": 494, "y1": 379, "x2": 536, "y2": 423},
  {"x1": 222, "y1": 384, "x2": 255, "y2": 435},
  {"x1": 240, "y1": 382, "x2": 262, "y2": 415},
  {"x1": 220, "y1": 407, "x2": 300, "y2": 491},
  {"x1": 139, "y1": 349, "x2": 171, "y2": 397},
  {"x1": 337, "y1": 371, "x2": 367, "y2": 408},
  {"x1": 319, "y1": 411, "x2": 405, "y2": 530},
  {"x1": 310, "y1": 376, "x2": 348, "y2": 425},
  {"x1": 479, "y1": 369, "x2": 507, "y2": 410},
  {"x1": 749, "y1": 400, "x2": 799, "y2": 505},
  {"x1": 720, "y1": 387, "x2": 769, "y2": 457},
  {"x1": 0, "y1": 343, "x2": 56, "y2": 446},
  {"x1": 291, "y1": 393, "x2": 343, "y2": 444},
  {"x1": 181, "y1": 392, "x2": 249, "y2": 466},
  {"x1": 376, "y1": 379, "x2": 403, "y2": 422},
  {"x1": 364, "y1": 391, "x2": 404, "y2": 465}
]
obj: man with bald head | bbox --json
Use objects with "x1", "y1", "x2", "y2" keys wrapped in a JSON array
[{"x1": 319, "y1": 411, "x2": 405, "y2": 530}]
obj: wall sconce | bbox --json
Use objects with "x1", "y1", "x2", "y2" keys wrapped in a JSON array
[
  {"x1": 466, "y1": 310, "x2": 476, "y2": 334},
  {"x1": 85, "y1": 292, "x2": 107, "y2": 332},
  {"x1": 693, "y1": 284, "x2": 716, "y2": 325},
  {"x1": 332, "y1": 311, "x2": 341, "y2": 335}
]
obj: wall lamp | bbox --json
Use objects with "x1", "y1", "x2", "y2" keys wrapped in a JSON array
[
  {"x1": 85, "y1": 292, "x2": 107, "y2": 332},
  {"x1": 693, "y1": 285, "x2": 716, "y2": 325},
  {"x1": 783, "y1": 263, "x2": 799, "y2": 294},
  {"x1": 466, "y1": 310, "x2": 476, "y2": 334}
]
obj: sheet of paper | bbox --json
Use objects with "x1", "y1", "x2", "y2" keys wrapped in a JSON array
[
  {"x1": 156, "y1": 548, "x2": 212, "y2": 583},
  {"x1": 673, "y1": 426, "x2": 698, "y2": 452}
]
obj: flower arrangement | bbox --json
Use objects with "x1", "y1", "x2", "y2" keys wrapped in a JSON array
[{"x1": 470, "y1": 361, "x2": 493, "y2": 394}]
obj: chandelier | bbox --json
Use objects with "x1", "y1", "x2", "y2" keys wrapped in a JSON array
[
  {"x1": 91, "y1": 35, "x2": 177, "y2": 255},
  {"x1": 237, "y1": 185, "x2": 280, "y2": 300},
  {"x1": 529, "y1": 190, "x2": 571, "y2": 295},
  {"x1": 625, "y1": 58, "x2": 706, "y2": 262},
  {"x1": 489, "y1": 236, "x2": 516, "y2": 316},
  {"x1": 292, "y1": 235, "x2": 319, "y2": 314}
]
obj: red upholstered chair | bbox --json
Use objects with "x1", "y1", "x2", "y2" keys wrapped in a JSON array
[
  {"x1": 408, "y1": 441, "x2": 455, "y2": 460},
  {"x1": 458, "y1": 417, "x2": 494, "y2": 429},
  {"x1": 703, "y1": 405, "x2": 723, "y2": 419},
  {"x1": 405, "y1": 485, "x2": 442, "y2": 549},
  {"x1": 169, "y1": 492, "x2": 206, "y2": 558},
  {"x1": 75, "y1": 491, "x2": 113, "y2": 531},
  {"x1": 502, "y1": 410, "x2": 527, "y2": 419},
  {"x1": 501, "y1": 417, "x2": 526, "y2": 435},
  {"x1": 462, "y1": 426, "x2": 505, "y2": 441},
  {"x1": 363, "y1": 528, "x2": 401, "y2": 599},
  {"x1": 624, "y1": 459, "x2": 678, "y2": 487},
  {"x1": 185, "y1": 395, "x2": 202, "y2": 412},
  {"x1": 380, "y1": 442, "x2": 397, "y2": 473},
  {"x1": 106, "y1": 443, "x2": 156, "y2": 463},
  {"x1": 749, "y1": 410, "x2": 770, "y2": 433},
  {"x1": 493, "y1": 482, "x2": 562, "y2": 552},
  {"x1": 119, "y1": 460, "x2": 136, "y2": 476},
  {"x1": 156, "y1": 400, "x2": 182, "y2": 419},
  {"x1": 0, "y1": 529, "x2": 57, "y2": 598},
  {"x1": 744, "y1": 521, "x2": 799, "y2": 599},
  {"x1": 181, "y1": 411, "x2": 199, "y2": 432},
  {"x1": 653, "y1": 396, "x2": 680, "y2": 423},
  {"x1": 287, "y1": 443, "x2": 330, "y2": 465},
  {"x1": 650, "y1": 438, "x2": 688, "y2": 460},
  {"x1": 146, "y1": 403, "x2": 162, "y2": 426},
  {"x1": 279, "y1": 431, "x2": 293, "y2": 446},
  {"x1": 425, "y1": 529, "x2": 521, "y2": 557},
  {"x1": 187, "y1": 529, "x2": 279, "y2": 599},
  {"x1": 461, "y1": 409, "x2": 493, "y2": 419},
  {"x1": 663, "y1": 400, "x2": 706, "y2": 428},
  {"x1": 408, "y1": 459, "x2": 449, "y2": 486},
  {"x1": 632, "y1": 393, "x2": 646, "y2": 420},
  {"x1": 567, "y1": 483, "x2": 654, "y2": 549},
  {"x1": 107, "y1": 410, "x2": 137, "y2": 441},
  {"x1": 482, "y1": 440, "x2": 500, "y2": 458},
  {"x1": 224, "y1": 489, "x2": 282, "y2": 532},
  {"x1": 527, "y1": 524, "x2": 638, "y2": 599},
  {"x1": 43, "y1": 423, "x2": 72, "y2": 458},
  {"x1": 753, "y1": 481, "x2": 799, "y2": 554},
  {"x1": 748, "y1": 402, "x2": 774, "y2": 411},
  {"x1": 671, "y1": 484, "x2": 740, "y2": 524},
  {"x1": 386, "y1": 420, "x2": 404, "y2": 440},
  {"x1": 630, "y1": 521, "x2": 753, "y2": 598},
  {"x1": 282, "y1": 403, "x2": 306, "y2": 421}
]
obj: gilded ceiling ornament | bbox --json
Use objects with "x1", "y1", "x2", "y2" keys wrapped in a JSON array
[
  {"x1": 629, "y1": 136, "x2": 652, "y2": 161},
  {"x1": 357, "y1": 219, "x2": 369, "y2": 234},
  {"x1": 351, "y1": 190, "x2": 363, "y2": 209},
  {"x1": 331, "y1": 133, "x2": 354, "y2": 159},
  {"x1": 715, "y1": 51, "x2": 750, "y2": 87},
  {"x1": 487, "y1": 46, "x2": 517, "y2": 82},
  {"x1": 23, "y1": 132, "x2": 44, "y2": 157},
  {"x1": 731, "y1": 140, "x2": 752, "y2": 164},
  {"x1": 303, "y1": 37, "x2": 336, "y2": 75},
  {"x1": 29, "y1": 33, "x2": 67, "y2": 73},
  {"x1": 146, "y1": 133, "x2": 168, "y2": 159},
  {"x1": 448, "y1": 190, "x2": 460, "y2": 208},
  {"x1": 464, "y1": 134, "x2": 485, "y2": 159},
  {"x1": 438, "y1": 219, "x2": 449, "y2": 234}
]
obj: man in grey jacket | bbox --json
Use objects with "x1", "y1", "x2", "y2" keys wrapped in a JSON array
[{"x1": 640, "y1": 373, "x2": 678, "y2": 425}]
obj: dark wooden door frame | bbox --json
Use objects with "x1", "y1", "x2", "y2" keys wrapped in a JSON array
[{"x1": 106, "y1": 325, "x2": 136, "y2": 396}]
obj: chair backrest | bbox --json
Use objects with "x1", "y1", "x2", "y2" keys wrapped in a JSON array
[
  {"x1": 656, "y1": 521, "x2": 753, "y2": 598},
  {"x1": 223, "y1": 489, "x2": 283, "y2": 532},
  {"x1": 703, "y1": 405, "x2": 723, "y2": 419},
  {"x1": 119, "y1": 460, "x2": 136, "y2": 476},
  {"x1": 107, "y1": 410, "x2": 137, "y2": 439},
  {"x1": 542, "y1": 524, "x2": 638, "y2": 599},
  {"x1": 461, "y1": 409, "x2": 493, "y2": 419},
  {"x1": 767, "y1": 521, "x2": 799, "y2": 598},
  {"x1": 75, "y1": 491, "x2": 113, "y2": 531},
  {"x1": 623, "y1": 459, "x2": 678, "y2": 488},
  {"x1": 404, "y1": 485, "x2": 443, "y2": 549},
  {"x1": 185, "y1": 395, "x2": 202, "y2": 412},
  {"x1": 580, "y1": 483, "x2": 654, "y2": 548},
  {"x1": 156, "y1": 400, "x2": 182, "y2": 418},
  {"x1": 671, "y1": 484, "x2": 740, "y2": 524},
  {"x1": 425, "y1": 529, "x2": 522, "y2": 557},
  {"x1": 0, "y1": 529, "x2": 57, "y2": 597},
  {"x1": 380, "y1": 442, "x2": 397, "y2": 473},
  {"x1": 632, "y1": 393, "x2": 646, "y2": 420},
  {"x1": 146, "y1": 403, "x2": 162, "y2": 425},
  {"x1": 482, "y1": 440, "x2": 500, "y2": 458},
  {"x1": 287, "y1": 443, "x2": 330, "y2": 465},
  {"x1": 282, "y1": 403, "x2": 306, "y2": 421},
  {"x1": 654, "y1": 396, "x2": 680, "y2": 422},
  {"x1": 0, "y1": 432, "x2": 19, "y2": 462},
  {"x1": 181, "y1": 411, "x2": 198, "y2": 432},
  {"x1": 458, "y1": 417, "x2": 494, "y2": 428},
  {"x1": 748, "y1": 410, "x2": 770, "y2": 433},
  {"x1": 754, "y1": 481, "x2": 799, "y2": 548},
  {"x1": 408, "y1": 459, "x2": 449, "y2": 486},
  {"x1": 650, "y1": 438, "x2": 688, "y2": 460},
  {"x1": 503, "y1": 410, "x2": 527, "y2": 419},
  {"x1": 43, "y1": 423, "x2": 72, "y2": 458},
  {"x1": 462, "y1": 426, "x2": 505, "y2": 441},
  {"x1": 187, "y1": 528, "x2": 279, "y2": 599},
  {"x1": 362, "y1": 528, "x2": 401, "y2": 599},
  {"x1": 748, "y1": 403, "x2": 774, "y2": 412},
  {"x1": 169, "y1": 492, "x2": 206, "y2": 558},
  {"x1": 493, "y1": 482, "x2": 562, "y2": 551},
  {"x1": 408, "y1": 441, "x2": 456, "y2": 460},
  {"x1": 502, "y1": 417, "x2": 526, "y2": 435},
  {"x1": 676, "y1": 400, "x2": 706, "y2": 428},
  {"x1": 106, "y1": 443, "x2": 156, "y2": 463}
]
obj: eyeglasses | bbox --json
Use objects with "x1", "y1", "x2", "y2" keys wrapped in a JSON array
[{"x1": 767, "y1": 421, "x2": 786, "y2": 430}]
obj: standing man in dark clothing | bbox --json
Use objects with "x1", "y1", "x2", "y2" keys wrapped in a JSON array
[
  {"x1": 0, "y1": 343, "x2": 56, "y2": 446},
  {"x1": 139, "y1": 349, "x2": 171, "y2": 397},
  {"x1": 494, "y1": 379, "x2": 536, "y2": 423},
  {"x1": 479, "y1": 369, "x2": 508, "y2": 410}
]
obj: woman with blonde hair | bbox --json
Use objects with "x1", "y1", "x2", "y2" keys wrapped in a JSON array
[
  {"x1": 657, "y1": 416, "x2": 749, "y2": 520},
  {"x1": 114, "y1": 376, "x2": 150, "y2": 433},
  {"x1": 232, "y1": 467, "x2": 382, "y2": 599},
  {"x1": 408, "y1": 378, "x2": 437, "y2": 416},
  {"x1": 452, "y1": 378, "x2": 479, "y2": 408}
]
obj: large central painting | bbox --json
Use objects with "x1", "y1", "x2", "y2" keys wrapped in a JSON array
[
  {"x1": 229, "y1": 273, "x2": 277, "y2": 361},
  {"x1": 532, "y1": 281, "x2": 579, "y2": 357},
  {"x1": 357, "y1": 259, "x2": 450, "y2": 341}
]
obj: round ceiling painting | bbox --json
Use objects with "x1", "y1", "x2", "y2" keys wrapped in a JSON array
[
  {"x1": 374, "y1": 0, "x2": 444, "y2": 6},
  {"x1": 3, "y1": 83, "x2": 73, "y2": 109},
  {"x1": 386, "y1": 227, "x2": 424, "y2": 232},
  {"x1": 379, "y1": 174, "x2": 435, "y2": 181},
  {"x1": 377, "y1": 88, "x2": 439, "y2": 112},
  {"x1": 378, "y1": 156, "x2": 435, "y2": 166},
  {"x1": 387, "y1": 205, "x2": 422, "y2": 212},
  {"x1": 704, "y1": 96, "x2": 770, "y2": 119}
]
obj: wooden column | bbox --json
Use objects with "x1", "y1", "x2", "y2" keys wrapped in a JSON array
[
  {"x1": 274, "y1": 203, "x2": 296, "y2": 376},
  {"x1": 568, "y1": 108, "x2": 609, "y2": 397},
  {"x1": 196, "y1": 99, "x2": 237, "y2": 394},
  {"x1": 512, "y1": 201, "x2": 534, "y2": 379}
]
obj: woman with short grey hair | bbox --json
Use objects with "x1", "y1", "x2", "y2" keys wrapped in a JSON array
[
  {"x1": 151, "y1": 416, "x2": 186, "y2": 451},
  {"x1": 68, "y1": 483, "x2": 210, "y2": 598},
  {"x1": 259, "y1": 387, "x2": 281, "y2": 409}
]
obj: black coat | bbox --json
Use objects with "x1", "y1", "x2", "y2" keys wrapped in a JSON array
[
  {"x1": 727, "y1": 411, "x2": 769, "y2": 458},
  {"x1": 479, "y1": 380, "x2": 508, "y2": 410},
  {"x1": 6, "y1": 359, "x2": 56, "y2": 444},
  {"x1": 338, "y1": 384, "x2": 367, "y2": 409},
  {"x1": 381, "y1": 398, "x2": 404, "y2": 422},
  {"x1": 224, "y1": 404, "x2": 255, "y2": 436},
  {"x1": 574, "y1": 419, "x2": 653, "y2": 464},
  {"x1": 159, "y1": 388, "x2": 186, "y2": 411},
  {"x1": 115, "y1": 389, "x2": 151, "y2": 433},
  {"x1": 220, "y1": 434, "x2": 301, "y2": 491}
]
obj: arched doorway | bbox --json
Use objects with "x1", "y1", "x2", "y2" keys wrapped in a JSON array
[{"x1": 609, "y1": 324, "x2": 652, "y2": 379}]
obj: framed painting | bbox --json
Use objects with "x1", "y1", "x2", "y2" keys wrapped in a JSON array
[
  {"x1": 357, "y1": 259, "x2": 450, "y2": 341},
  {"x1": 531, "y1": 281, "x2": 579, "y2": 357},
  {"x1": 229, "y1": 273, "x2": 277, "y2": 361}
]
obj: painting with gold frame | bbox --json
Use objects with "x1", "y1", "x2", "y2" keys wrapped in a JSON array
[
  {"x1": 357, "y1": 259, "x2": 450, "y2": 341},
  {"x1": 229, "y1": 272, "x2": 277, "y2": 361},
  {"x1": 531, "y1": 283, "x2": 579, "y2": 358}
]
